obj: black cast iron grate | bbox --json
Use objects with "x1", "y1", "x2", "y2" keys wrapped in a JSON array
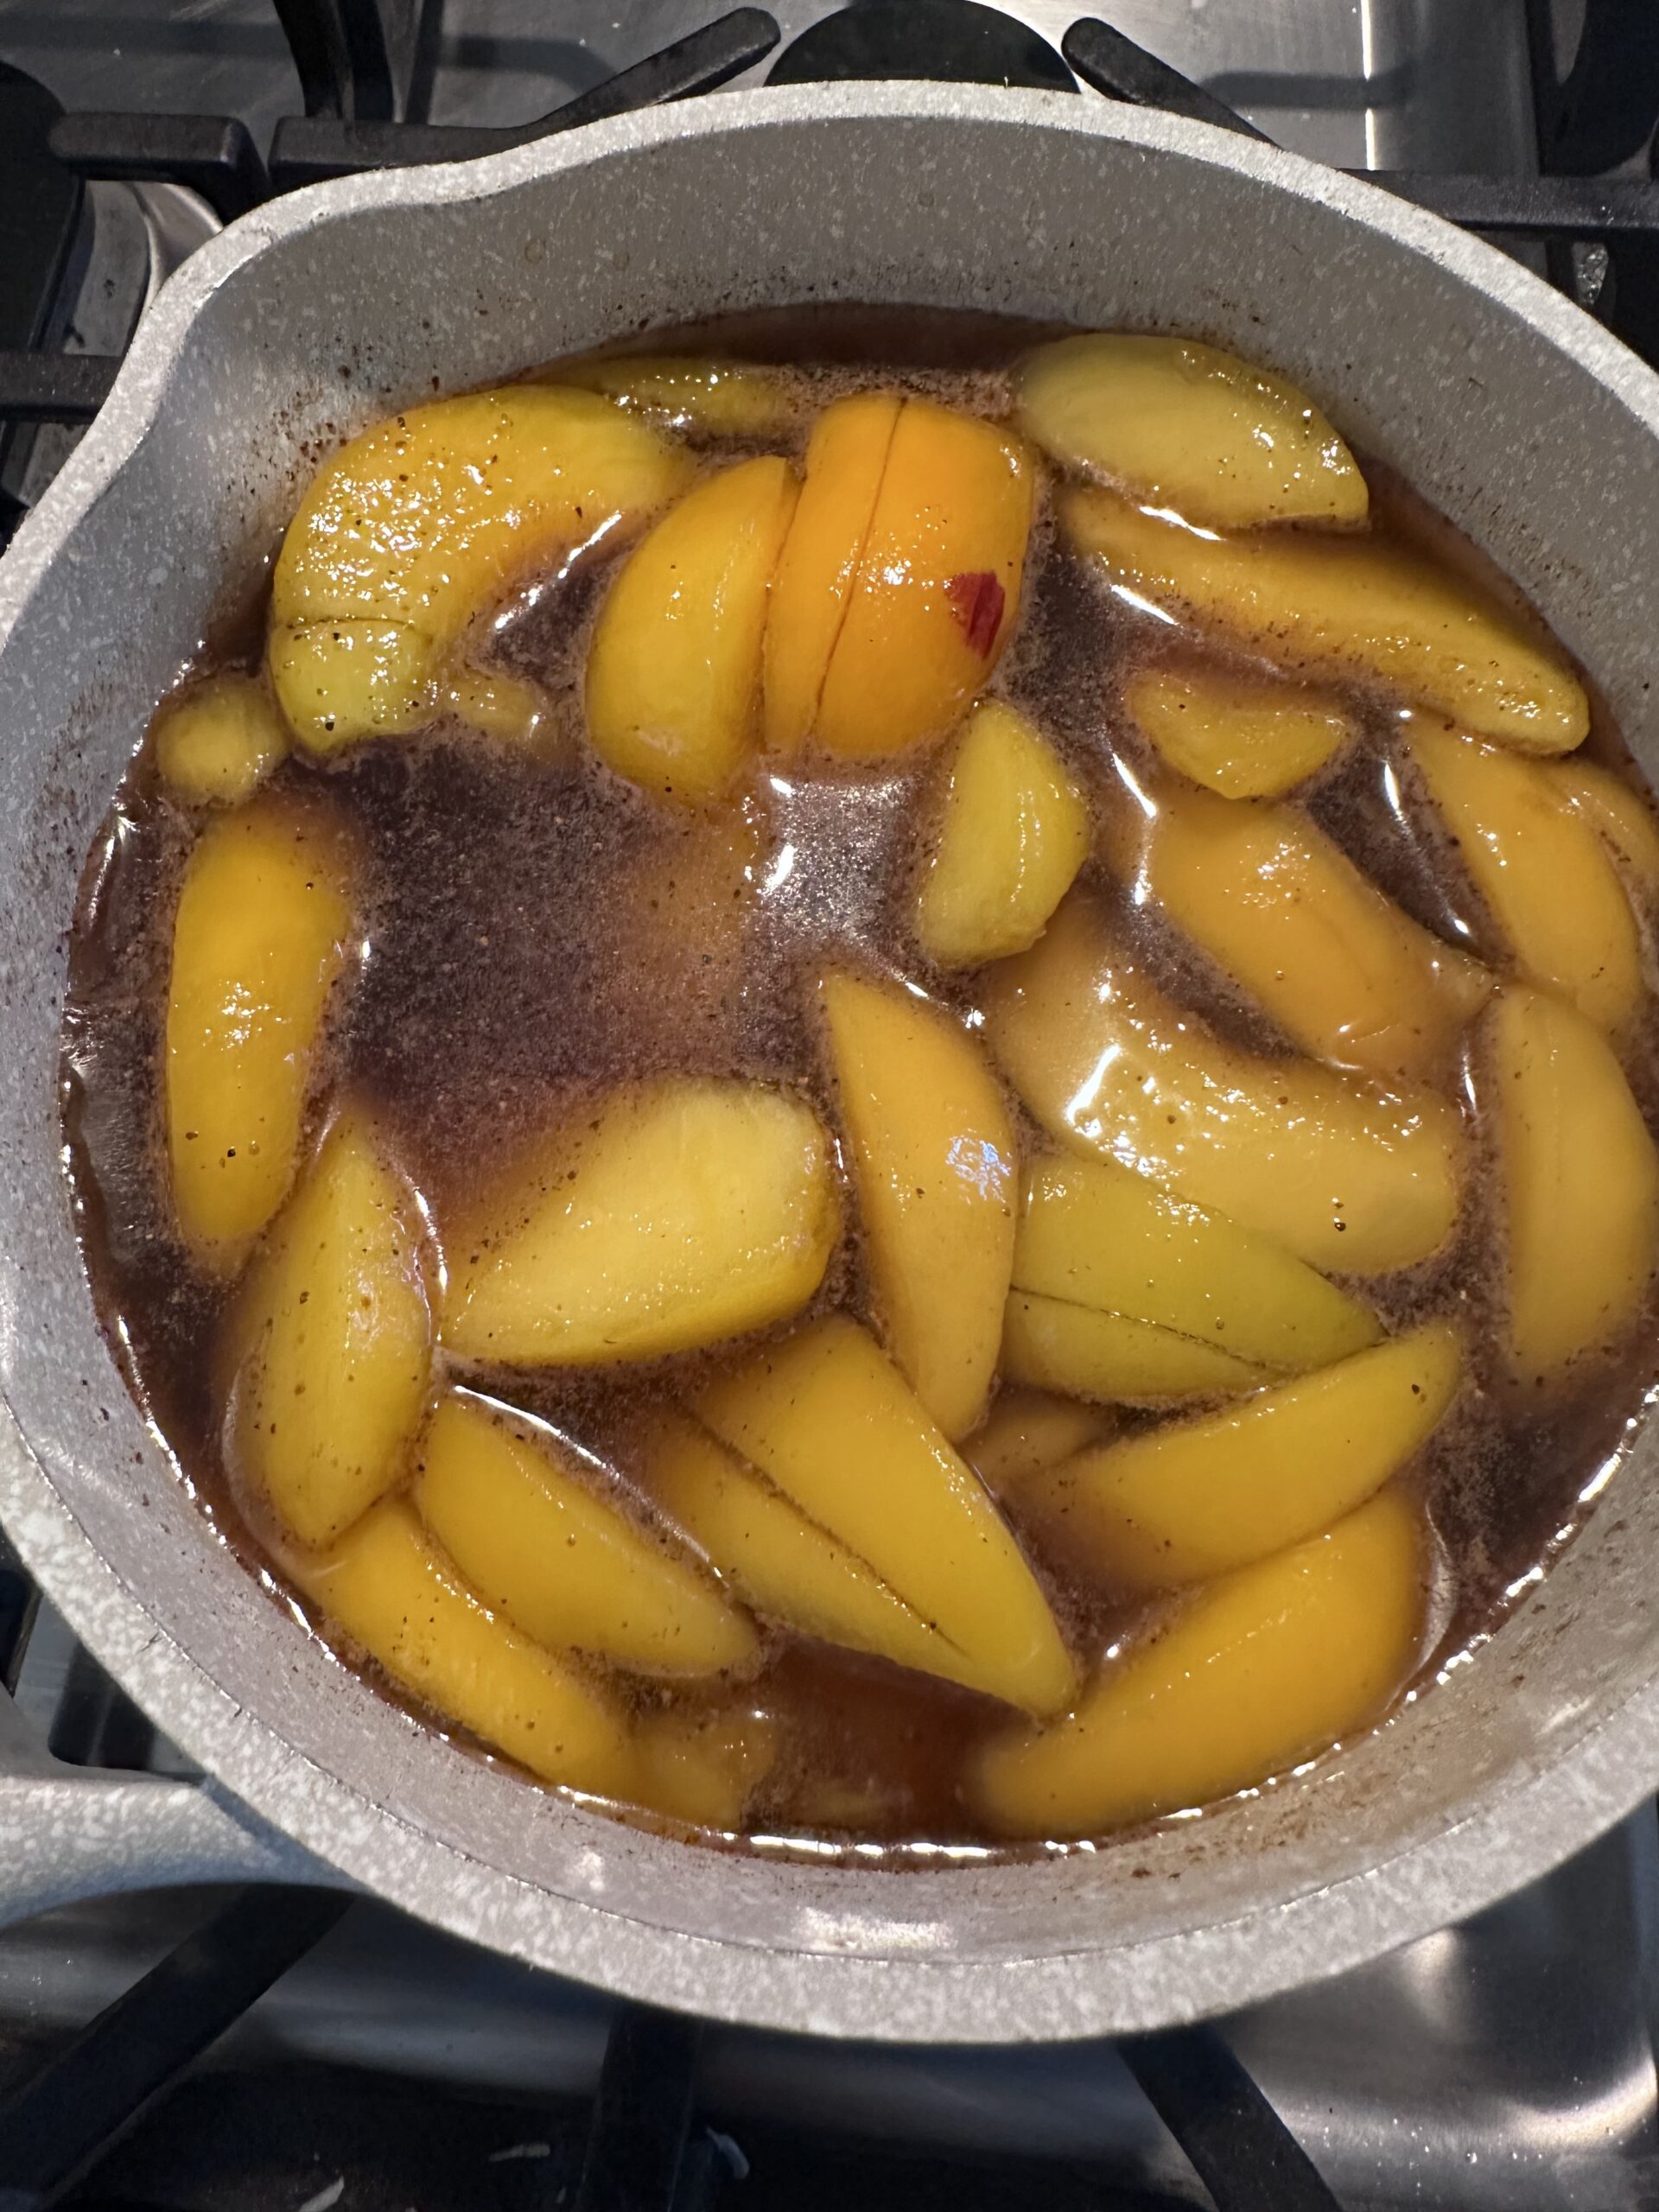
[{"x1": 0, "y1": 3, "x2": 1657, "y2": 2206}]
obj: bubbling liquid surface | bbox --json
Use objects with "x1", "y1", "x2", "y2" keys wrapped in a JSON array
[{"x1": 60, "y1": 308, "x2": 1659, "y2": 1859}]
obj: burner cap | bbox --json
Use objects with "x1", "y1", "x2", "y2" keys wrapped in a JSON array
[{"x1": 768, "y1": 1, "x2": 1076, "y2": 92}]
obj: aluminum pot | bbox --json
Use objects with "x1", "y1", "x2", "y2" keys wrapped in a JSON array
[{"x1": 1, "y1": 83, "x2": 1657, "y2": 2044}]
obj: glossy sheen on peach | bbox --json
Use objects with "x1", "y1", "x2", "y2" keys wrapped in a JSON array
[
  {"x1": 1021, "y1": 332, "x2": 1371, "y2": 531},
  {"x1": 586, "y1": 455, "x2": 799, "y2": 800},
  {"x1": 637, "y1": 1406, "x2": 1006, "y2": 1695},
  {"x1": 1014, "y1": 334, "x2": 1368, "y2": 530},
  {"x1": 1002, "y1": 1292, "x2": 1273, "y2": 1404},
  {"x1": 1106, "y1": 767, "x2": 1492, "y2": 1083},
  {"x1": 414, "y1": 1391, "x2": 756, "y2": 1675},
  {"x1": 1488, "y1": 986, "x2": 1659, "y2": 1384},
  {"x1": 963, "y1": 1388, "x2": 1111, "y2": 1503},
  {"x1": 1405, "y1": 716, "x2": 1643, "y2": 1035},
  {"x1": 444, "y1": 1078, "x2": 838, "y2": 1366},
  {"x1": 1012, "y1": 1155, "x2": 1379, "y2": 1375},
  {"x1": 221, "y1": 1113, "x2": 433, "y2": 1551},
  {"x1": 1023, "y1": 1321, "x2": 1461, "y2": 1589},
  {"x1": 821, "y1": 970, "x2": 1017, "y2": 1438},
  {"x1": 693, "y1": 1318, "x2": 1076, "y2": 1716},
  {"x1": 982, "y1": 891, "x2": 1466, "y2": 1274},
  {"x1": 270, "y1": 386, "x2": 690, "y2": 751},
  {"x1": 1064, "y1": 484, "x2": 1589, "y2": 752},
  {"x1": 970, "y1": 1487, "x2": 1427, "y2": 1838},
  {"x1": 1125, "y1": 663, "x2": 1349, "y2": 799},
  {"x1": 914, "y1": 700, "x2": 1090, "y2": 968},
  {"x1": 153, "y1": 672, "x2": 291, "y2": 807},
  {"x1": 812, "y1": 398, "x2": 1034, "y2": 758},
  {"x1": 762, "y1": 391, "x2": 900, "y2": 754},
  {"x1": 165, "y1": 795, "x2": 354, "y2": 1276},
  {"x1": 290, "y1": 1497, "x2": 638, "y2": 1798}
]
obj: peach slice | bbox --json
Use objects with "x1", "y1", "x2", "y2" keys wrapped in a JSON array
[
  {"x1": 442, "y1": 1077, "x2": 837, "y2": 1367},
  {"x1": 152, "y1": 673, "x2": 290, "y2": 806},
  {"x1": 634, "y1": 1702, "x2": 779, "y2": 1830},
  {"x1": 1124, "y1": 663, "x2": 1349, "y2": 799},
  {"x1": 969, "y1": 1486, "x2": 1427, "y2": 1838},
  {"x1": 1105, "y1": 768, "x2": 1492, "y2": 1083},
  {"x1": 1063, "y1": 484, "x2": 1589, "y2": 753},
  {"x1": 981, "y1": 890, "x2": 1466, "y2": 1273},
  {"x1": 289, "y1": 1497, "x2": 637, "y2": 1798},
  {"x1": 1002, "y1": 1293, "x2": 1274, "y2": 1405},
  {"x1": 1404, "y1": 717, "x2": 1643, "y2": 1034},
  {"x1": 914, "y1": 699, "x2": 1090, "y2": 967},
  {"x1": 413, "y1": 1391, "x2": 756, "y2": 1675},
  {"x1": 762, "y1": 392, "x2": 900, "y2": 753},
  {"x1": 1014, "y1": 334, "x2": 1367, "y2": 530},
  {"x1": 270, "y1": 386, "x2": 690, "y2": 752},
  {"x1": 586, "y1": 456, "x2": 799, "y2": 801},
  {"x1": 1486, "y1": 986, "x2": 1659, "y2": 1385},
  {"x1": 635, "y1": 1407, "x2": 985, "y2": 1692},
  {"x1": 443, "y1": 666, "x2": 549, "y2": 747},
  {"x1": 550, "y1": 354, "x2": 794, "y2": 440},
  {"x1": 221, "y1": 1112, "x2": 434, "y2": 1551},
  {"x1": 820, "y1": 969, "x2": 1017, "y2": 1438},
  {"x1": 1021, "y1": 1320, "x2": 1461, "y2": 1589},
  {"x1": 1547, "y1": 759, "x2": 1659, "y2": 893},
  {"x1": 963, "y1": 1388, "x2": 1112, "y2": 1503},
  {"x1": 692, "y1": 1317, "x2": 1077, "y2": 1716},
  {"x1": 812, "y1": 398, "x2": 1035, "y2": 760},
  {"x1": 165, "y1": 793, "x2": 354, "y2": 1275},
  {"x1": 1013, "y1": 1155, "x2": 1380, "y2": 1374}
]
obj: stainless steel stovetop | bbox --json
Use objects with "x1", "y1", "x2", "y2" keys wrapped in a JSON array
[{"x1": 0, "y1": 4, "x2": 1655, "y2": 2208}]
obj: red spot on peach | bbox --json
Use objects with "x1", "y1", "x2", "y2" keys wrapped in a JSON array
[{"x1": 945, "y1": 571, "x2": 1005, "y2": 656}]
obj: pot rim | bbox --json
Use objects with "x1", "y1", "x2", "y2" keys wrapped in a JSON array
[{"x1": 5, "y1": 79, "x2": 1659, "y2": 2044}]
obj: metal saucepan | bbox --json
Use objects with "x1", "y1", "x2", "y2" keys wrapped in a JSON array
[{"x1": 1, "y1": 85, "x2": 1657, "y2": 2044}]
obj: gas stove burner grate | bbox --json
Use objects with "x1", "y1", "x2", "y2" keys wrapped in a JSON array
[
  {"x1": 767, "y1": 0, "x2": 1075, "y2": 91},
  {"x1": 2, "y1": 3, "x2": 1658, "y2": 461}
]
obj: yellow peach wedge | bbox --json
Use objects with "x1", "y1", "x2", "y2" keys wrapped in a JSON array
[
  {"x1": 1546, "y1": 759, "x2": 1659, "y2": 893},
  {"x1": 1124, "y1": 663, "x2": 1349, "y2": 799},
  {"x1": 762, "y1": 391, "x2": 900, "y2": 753},
  {"x1": 586, "y1": 455, "x2": 799, "y2": 801},
  {"x1": 1403, "y1": 716, "x2": 1643, "y2": 1035},
  {"x1": 636, "y1": 1406, "x2": 988, "y2": 1692},
  {"x1": 550, "y1": 354, "x2": 794, "y2": 441},
  {"x1": 444, "y1": 666, "x2": 549, "y2": 748},
  {"x1": 1486, "y1": 986, "x2": 1659, "y2": 1386},
  {"x1": 1023, "y1": 1320, "x2": 1460, "y2": 1590},
  {"x1": 634, "y1": 1703, "x2": 779, "y2": 1830},
  {"x1": 152, "y1": 672, "x2": 290, "y2": 806},
  {"x1": 969, "y1": 1486, "x2": 1427, "y2": 1838},
  {"x1": 1062, "y1": 484, "x2": 1589, "y2": 753},
  {"x1": 820, "y1": 969, "x2": 1016, "y2": 1438},
  {"x1": 693, "y1": 1317, "x2": 1076, "y2": 1716},
  {"x1": 289, "y1": 1497, "x2": 638, "y2": 1799},
  {"x1": 913, "y1": 699, "x2": 1090, "y2": 968},
  {"x1": 443, "y1": 1077, "x2": 837, "y2": 1366},
  {"x1": 1013, "y1": 1155, "x2": 1380, "y2": 1374},
  {"x1": 220, "y1": 1112, "x2": 434, "y2": 1551},
  {"x1": 1002, "y1": 1294, "x2": 1274, "y2": 1405},
  {"x1": 413, "y1": 1391, "x2": 756, "y2": 1675},
  {"x1": 1105, "y1": 766, "x2": 1491, "y2": 1083},
  {"x1": 981, "y1": 891, "x2": 1466, "y2": 1274},
  {"x1": 165, "y1": 794, "x2": 355, "y2": 1275},
  {"x1": 964, "y1": 1388, "x2": 1111, "y2": 1504},
  {"x1": 270, "y1": 386, "x2": 690, "y2": 753},
  {"x1": 1014, "y1": 334, "x2": 1368, "y2": 530},
  {"x1": 812, "y1": 398, "x2": 1035, "y2": 759}
]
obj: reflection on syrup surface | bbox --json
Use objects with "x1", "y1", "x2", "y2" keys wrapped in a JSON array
[{"x1": 60, "y1": 308, "x2": 1659, "y2": 1861}]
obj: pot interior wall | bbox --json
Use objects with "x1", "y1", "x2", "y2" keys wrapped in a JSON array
[{"x1": 1, "y1": 89, "x2": 1657, "y2": 2037}]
